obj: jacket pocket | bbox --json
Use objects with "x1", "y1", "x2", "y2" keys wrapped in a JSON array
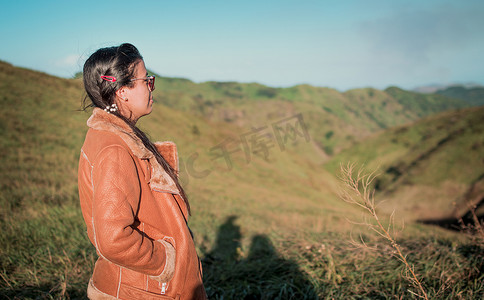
[
  {"x1": 119, "y1": 283, "x2": 177, "y2": 300},
  {"x1": 149, "y1": 238, "x2": 176, "y2": 283}
]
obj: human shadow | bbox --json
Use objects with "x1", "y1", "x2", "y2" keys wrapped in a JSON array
[
  {"x1": 206, "y1": 215, "x2": 241, "y2": 262},
  {"x1": 202, "y1": 215, "x2": 318, "y2": 299}
]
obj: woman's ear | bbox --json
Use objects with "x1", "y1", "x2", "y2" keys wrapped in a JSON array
[{"x1": 116, "y1": 87, "x2": 128, "y2": 101}]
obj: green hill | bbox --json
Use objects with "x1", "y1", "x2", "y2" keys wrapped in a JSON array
[
  {"x1": 384, "y1": 86, "x2": 471, "y2": 117},
  {"x1": 436, "y1": 85, "x2": 484, "y2": 106},
  {"x1": 0, "y1": 60, "x2": 482, "y2": 299},
  {"x1": 326, "y1": 106, "x2": 484, "y2": 221},
  {"x1": 151, "y1": 73, "x2": 470, "y2": 157}
]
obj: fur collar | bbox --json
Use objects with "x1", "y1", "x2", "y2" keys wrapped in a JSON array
[{"x1": 87, "y1": 108, "x2": 179, "y2": 195}]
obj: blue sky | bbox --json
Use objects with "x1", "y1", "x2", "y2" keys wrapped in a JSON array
[{"x1": 1, "y1": 0, "x2": 483, "y2": 91}]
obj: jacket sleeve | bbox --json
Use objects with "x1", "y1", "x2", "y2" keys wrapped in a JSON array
[{"x1": 91, "y1": 145, "x2": 175, "y2": 282}]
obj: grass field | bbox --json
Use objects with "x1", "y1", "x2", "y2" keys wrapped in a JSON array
[{"x1": 0, "y1": 61, "x2": 483, "y2": 299}]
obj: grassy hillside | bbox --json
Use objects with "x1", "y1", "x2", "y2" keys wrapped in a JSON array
[
  {"x1": 0, "y1": 60, "x2": 482, "y2": 299},
  {"x1": 436, "y1": 85, "x2": 484, "y2": 107},
  {"x1": 326, "y1": 106, "x2": 484, "y2": 222},
  {"x1": 384, "y1": 86, "x2": 471, "y2": 118},
  {"x1": 151, "y1": 73, "x2": 470, "y2": 157}
]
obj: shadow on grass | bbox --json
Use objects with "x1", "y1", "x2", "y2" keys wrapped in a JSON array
[
  {"x1": 418, "y1": 197, "x2": 484, "y2": 232},
  {"x1": 0, "y1": 284, "x2": 87, "y2": 300},
  {"x1": 202, "y1": 215, "x2": 318, "y2": 299}
]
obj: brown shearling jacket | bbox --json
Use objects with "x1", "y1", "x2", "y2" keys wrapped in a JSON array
[{"x1": 78, "y1": 108, "x2": 206, "y2": 299}]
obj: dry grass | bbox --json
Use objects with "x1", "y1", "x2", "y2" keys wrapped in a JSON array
[{"x1": 338, "y1": 162, "x2": 429, "y2": 299}]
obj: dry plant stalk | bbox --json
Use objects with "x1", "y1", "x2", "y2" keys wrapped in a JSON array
[
  {"x1": 469, "y1": 207, "x2": 484, "y2": 242},
  {"x1": 459, "y1": 201, "x2": 484, "y2": 245},
  {"x1": 339, "y1": 162, "x2": 429, "y2": 300}
]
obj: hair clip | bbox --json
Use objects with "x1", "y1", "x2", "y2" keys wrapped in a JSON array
[{"x1": 101, "y1": 75, "x2": 117, "y2": 82}]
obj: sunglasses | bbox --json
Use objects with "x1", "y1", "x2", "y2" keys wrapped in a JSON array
[{"x1": 130, "y1": 75, "x2": 156, "y2": 91}]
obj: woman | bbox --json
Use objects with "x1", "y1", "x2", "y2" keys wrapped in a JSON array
[{"x1": 78, "y1": 43, "x2": 206, "y2": 299}]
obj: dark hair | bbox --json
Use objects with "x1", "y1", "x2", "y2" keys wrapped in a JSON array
[{"x1": 82, "y1": 43, "x2": 190, "y2": 214}]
